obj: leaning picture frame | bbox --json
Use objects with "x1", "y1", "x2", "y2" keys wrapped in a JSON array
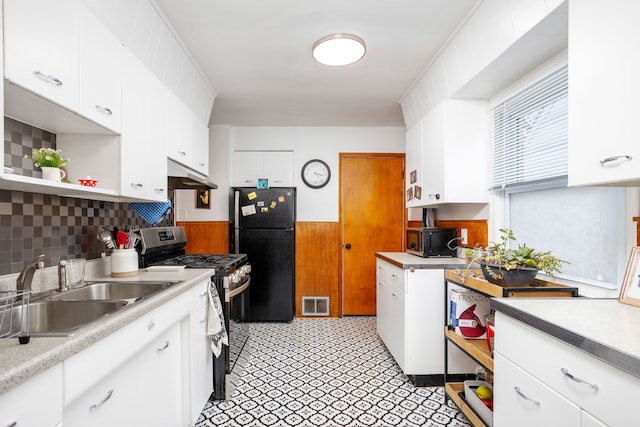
[{"x1": 619, "y1": 247, "x2": 640, "y2": 307}]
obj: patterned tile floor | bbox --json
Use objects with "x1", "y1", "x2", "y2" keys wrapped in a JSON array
[{"x1": 196, "y1": 317, "x2": 472, "y2": 427}]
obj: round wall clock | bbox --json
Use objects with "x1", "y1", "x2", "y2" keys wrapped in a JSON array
[{"x1": 301, "y1": 159, "x2": 331, "y2": 189}]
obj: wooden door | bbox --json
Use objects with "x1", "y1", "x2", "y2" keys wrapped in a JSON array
[{"x1": 341, "y1": 153, "x2": 405, "y2": 315}]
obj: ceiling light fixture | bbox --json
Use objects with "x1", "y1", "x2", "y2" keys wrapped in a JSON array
[{"x1": 312, "y1": 33, "x2": 366, "y2": 66}]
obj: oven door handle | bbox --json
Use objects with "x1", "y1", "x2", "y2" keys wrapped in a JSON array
[{"x1": 228, "y1": 277, "x2": 250, "y2": 299}]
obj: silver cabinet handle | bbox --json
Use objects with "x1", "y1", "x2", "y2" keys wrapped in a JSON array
[
  {"x1": 391, "y1": 292, "x2": 398, "y2": 297},
  {"x1": 89, "y1": 389, "x2": 114, "y2": 412},
  {"x1": 95, "y1": 105, "x2": 113, "y2": 115},
  {"x1": 148, "y1": 319, "x2": 155, "y2": 331},
  {"x1": 34, "y1": 70, "x2": 63, "y2": 86},
  {"x1": 198, "y1": 162, "x2": 206, "y2": 167},
  {"x1": 514, "y1": 386, "x2": 540, "y2": 406},
  {"x1": 6, "y1": 421, "x2": 17, "y2": 427},
  {"x1": 131, "y1": 183, "x2": 144, "y2": 189},
  {"x1": 178, "y1": 150, "x2": 186, "y2": 156},
  {"x1": 599, "y1": 155, "x2": 633, "y2": 166},
  {"x1": 561, "y1": 368, "x2": 599, "y2": 391},
  {"x1": 157, "y1": 341, "x2": 170, "y2": 352},
  {"x1": 428, "y1": 193, "x2": 441, "y2": 200},
  {"x1": 154, "y1": 188, "x2": 165, "y2": 193}
]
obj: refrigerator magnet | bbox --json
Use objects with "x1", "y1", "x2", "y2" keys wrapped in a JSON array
[
  {"x1": 261, "y1": 207, "x2": 269, "y2": 213},
  {"x1": 278, "y1": 196, "x2": 285, "y2": 203},
  {"x1": 248, "y1": 192, "x2": 257, "y2": 200},
  {"x1": 270, "y1": 201, "x2": 277, "y2": 209},
  {"x1": 241, "y1": 205, "x2": 257, "y2": 216},
  {"x1": 257, "y1": 201, "x2": 265, "y2": 207}
]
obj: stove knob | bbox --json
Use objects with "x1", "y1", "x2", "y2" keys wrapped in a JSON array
[{"x1": 231, "y1": 272, "x2": 240, "y2": 284}]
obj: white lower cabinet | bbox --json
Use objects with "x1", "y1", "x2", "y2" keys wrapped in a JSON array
[
  {"x1": 494, "y1": 312, "x2": 637, "y2": 427},
  {"x1": 376, "y1": 258, "x2": 471, "y2": 377},
  {"x1": 494, "y1": 353, "x2": 580, "y2": 427},
  {"x1": 189, "y1": 283, "x2": 213, "y2": 424},
  {"x1": 0, "y1": 364, "x2": 63, "y2": 427}
]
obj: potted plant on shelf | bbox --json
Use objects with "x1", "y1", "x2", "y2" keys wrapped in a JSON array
[
  {"x1": 25, "y1": 148, "x2": 69, "y2": 182},
  {"x1": 472, "y1": 228, "x2": 565, "y2": 287}
]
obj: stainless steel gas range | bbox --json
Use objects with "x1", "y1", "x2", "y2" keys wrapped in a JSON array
[{"x1": 137, "y1": 226, "x2": 251, "y2": 400}]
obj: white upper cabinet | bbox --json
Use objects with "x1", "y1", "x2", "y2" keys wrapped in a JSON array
[
  {"x1": 167, "y1": 92, "x2": 210, "y2": 175},
  {"x1": 121, "y1": 49, "x2": 167, "y2": 201},
  {"x1": 4, "y1": 0, "x2": 79, "y2": 110},
  {"x1": 233, "y1": 151, "x2": 294, "y2": 187},
  {"x1": 405, "y1": 121, "x2": 423, "y2": 208},
  {"x1": 78, "y1": 4, "x2": 122, "y2": 133},
  {"x1": 568, "y1": 0, "x2": 640, "y2": 186},
  {"x1": 417, "y1": 99, "x2": 489, "y2": 206}
]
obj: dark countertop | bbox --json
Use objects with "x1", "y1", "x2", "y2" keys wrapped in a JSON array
[
  {"x1": 491, "y1": 298, "x2": 640, "y2": 380},
  {"x1": 376, "y1": 252, "x2": 470, "y2": 269}
]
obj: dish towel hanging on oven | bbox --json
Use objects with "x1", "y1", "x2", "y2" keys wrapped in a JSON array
[{"x1": 207, "y1": 281, "x2": 228, "y2": 358}]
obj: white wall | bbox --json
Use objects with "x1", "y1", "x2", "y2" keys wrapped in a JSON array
[
  {"x1": 175, "y1": 125, "x2": 231, "y2": 222},
  {"x1": 176, "y1": 126, "x2": 405, "y2": 222}
]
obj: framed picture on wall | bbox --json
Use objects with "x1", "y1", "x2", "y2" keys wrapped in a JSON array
[
  {"x1": 414, "y1": 186, "x2": 422, "y2": 200},
  {"x1": 407, "y1": 187, "x2": 413, "y2": 201},
  {"x1": 619, "y1": 247, "x2": 640, "y2": 307},
  {"x1": 410, "y1": 170, "x2": 417, "y2": 184},
  {"x1": 196, "y1": 189, "x2": 211, "y2": 209}
]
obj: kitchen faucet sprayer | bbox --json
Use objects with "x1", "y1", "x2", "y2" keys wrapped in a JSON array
[{"x1": 16, "y1": 254, "x2": 45, "y2": 292}]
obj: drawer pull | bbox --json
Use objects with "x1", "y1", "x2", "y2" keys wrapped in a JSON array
[
  {"x1": 95, "y1": 105, "x2": 113, "y2": 115},
  {"x1": 34, "y1": 70, "x2": 63, "y2": 86},
  {"x1": 89, "y1": 389, "x2": 114, "y2": 412},
  {"x1": 599, "y1": 155, "x2": 632, "y2": 167},
  {"x1": 514, "y1": 386, "x2": 540, "y2": 406},
  {"x1": 6, "y1": 422, "x2": 17, "y2": 427},
  {"x1": 157, "y1": 341, "x2": 170, "y2": 352},
  {"x1": 561, "y1": 368, "x2": 599, "y2": 391}
]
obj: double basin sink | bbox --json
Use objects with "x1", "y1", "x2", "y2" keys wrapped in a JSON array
[{"x1": 2, "y1": 281, "x2": 177, "y2": 337}]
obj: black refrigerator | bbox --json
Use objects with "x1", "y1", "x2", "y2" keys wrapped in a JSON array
[{"x1": 230, "y1": 187, "x2": 296, "y2": 321}]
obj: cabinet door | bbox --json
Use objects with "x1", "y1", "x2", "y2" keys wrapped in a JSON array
[
  {"x1": 421, "y1": 104, "x2": 446, "y2": 203},
  {"x1": 0, "y1": 364, "x2": 63, "y2": 427},
  {"x1": 79, "y1": 4, "x2": 122, "y2": 133},
  {"x1": 121, "y1": 49, "x2": 167, "y2": 201},
  {"x1": 136, "y1": 322, "x2": 183, "y2": 427},
  {"x1": 167, "y1": 93, "x2": 194, "y2": 167},
  {"x1": 263, "y1": 151, "x2": 294, "y2": 187},
  {"x1": 192, "y1": 116, "x2": 210, "y2": 175},
  {"x1": 376, "y1": 277, "x2": 391, "y2": 344},
  {"x1": 386, "y1": 283, "x2": 406, "y2": 370},
  {"x1": 233, "y1": 151, "x2": 263, "y2": 186},
  {"x1": 189, "y1": 303, "x2": 213, "y2": 423},
  {"x1": 568, "y1": 0, "x2": 640, "y2": 186},
  {"x1": 494, "y1": 352, "x2": 580, "y2": 427},
  {"x1": 64, "y1": 359, "x2": 139, "y2": 427},
  {"x1": 4, "y1": 0, "x2": 79, "y2": 110},
  {"x1": 405, "y1": 121, "x2": 423, "y2": 208}
]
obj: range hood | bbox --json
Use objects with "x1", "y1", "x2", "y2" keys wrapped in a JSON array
[{"x1": 167, "y1": 159, "x2": 217, "y2": 190}]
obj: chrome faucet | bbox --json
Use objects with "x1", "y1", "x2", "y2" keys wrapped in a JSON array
[
  {"x1": 58, "y1": 260, "x2": 68, "y2": 292},
  {"x1": 16, "y1": 254, "x2": 45, "y2": 292}
]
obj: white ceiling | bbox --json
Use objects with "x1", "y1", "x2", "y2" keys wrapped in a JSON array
[{"x1": 153, "y1": 0, "x2": 480, "y2": 127}]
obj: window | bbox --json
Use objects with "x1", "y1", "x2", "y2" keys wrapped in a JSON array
[{"x1": 491, "y1": 62, "x2": 627, "y2": 289}]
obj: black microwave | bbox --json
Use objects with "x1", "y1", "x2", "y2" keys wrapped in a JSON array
[{"x1": 406, "y1": 227, "x2": 458, "y2": 258}]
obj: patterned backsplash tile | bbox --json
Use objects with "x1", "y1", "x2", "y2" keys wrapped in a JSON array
[{"x1": 1, "y1": 117, "x2": 174, "y2": 275}]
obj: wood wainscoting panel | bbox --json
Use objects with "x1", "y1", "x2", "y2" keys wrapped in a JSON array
[
  {"x1": 296, "y1": 221, "x2": 341, "y2": 318},
  {"x1": 435, "y1": 219, "x2": 488, "y2": 249},
  {"x1": 176, "y1": 221, "x2": 229, "y2": 254}
]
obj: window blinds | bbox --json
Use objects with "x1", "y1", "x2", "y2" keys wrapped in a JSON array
[{"x1": 491, "y1": 65, "x2": 568, "y2": 190}]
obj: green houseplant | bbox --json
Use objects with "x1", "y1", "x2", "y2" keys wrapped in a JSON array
[
  {"x1": 473, "y1": 228, "x2": 565, "y2": 286},
  {"x1": 25, "y1": 148, "x2": 69, "y2": 168}
]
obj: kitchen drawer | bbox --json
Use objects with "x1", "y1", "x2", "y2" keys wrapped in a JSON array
[
  {"x1": 388, "y1": 264, "x2": 405, "y2": 291},
  {"x1": 494, "y1": 353, "x2": 580, "y2": 427},
  {"x1": 376, "y1": 258, "x2": 389, "y2": 282},
  {"x1": 496, "y1": 312, "x2": 640, "y2": 426}
]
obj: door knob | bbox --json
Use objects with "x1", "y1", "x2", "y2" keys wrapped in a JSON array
[{"x1": 345, "y1": 243, "x2": 351, "y2": 249}]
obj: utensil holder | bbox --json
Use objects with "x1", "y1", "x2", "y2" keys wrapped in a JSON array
[{"x1": 111, "y1": 249, "x2": 138, "y2": 278}]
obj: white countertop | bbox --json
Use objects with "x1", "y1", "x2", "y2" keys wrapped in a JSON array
[
  {"x1": 0, "y1": 268, "x2": 214, "y2": 395},
  {"x1": 492, "y1": 298, "x2": 640, "y2": 379},
  {"x1": 376, "y1": 252, "x2": 470, "y2": 269}
]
